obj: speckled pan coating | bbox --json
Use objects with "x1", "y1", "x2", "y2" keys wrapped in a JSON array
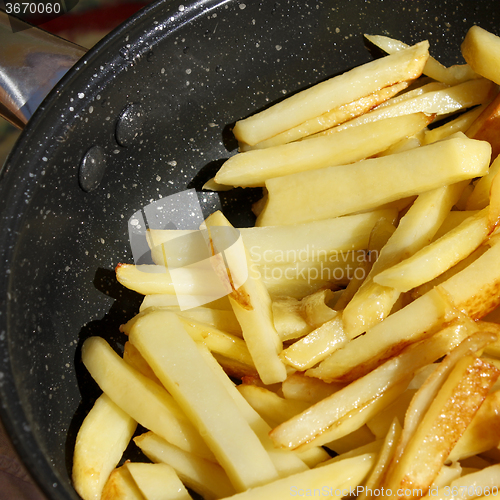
[{"x1": 0, "y1": 1, "x2": 499, "y2": 499}]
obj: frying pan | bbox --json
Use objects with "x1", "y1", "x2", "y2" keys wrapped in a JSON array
[{"x1": 0, "y1": 1, "x2": 499, "y2": 499}]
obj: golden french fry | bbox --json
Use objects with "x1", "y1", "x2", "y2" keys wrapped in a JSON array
[
  {"x1": 72, "y1": 394, "x2": 137, "y2": 500},
  {"x1": 382, "y1": 355, "x2": 499, "y2": 500},
  {"x1": 233, "y1": 41, "x2": 429, "y2": 146},
  {"x1": 272, "y1": 322, "x2": 472, "y2": 450},
  {"x1": 280, "y1": 313, "x2": 348, "y2": 370},
  {"x1": 448, "y1": 389, "x2": 500, "y2": 462},
  {"x1": 311, "y1": 79, "x2": 495, "y2": 137},
  {"x1": 256, "y1": 136, "x2": 490, "y2": 226},
  {"x1": 205, "y1": 211, "x2": 287, "y2": 384},
  {"x1": 216, "y1": 453, "x2": 376, "y2": 500},
  {"x1": 244, "y1": 82, "x2": 409, "y2": 149},
  {"x1": 101, "y1": 464, "x2": 145, "y2": 500},
  {"x1": 272, "y1": 297, "x2": 313, "y2": 341}
]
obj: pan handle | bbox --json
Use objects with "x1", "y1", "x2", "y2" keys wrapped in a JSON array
[{"x1": 0, "y1": 10, "x2": 86, "y2": 129}]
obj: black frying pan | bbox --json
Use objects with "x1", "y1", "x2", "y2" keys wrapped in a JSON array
[{"x1": 1, "y1": 1, "x2": 499, "y2": 499}]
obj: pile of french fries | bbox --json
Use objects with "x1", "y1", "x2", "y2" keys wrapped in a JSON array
[{"x1": 73, "y1": 25, "x2": 500, "y2": 500}]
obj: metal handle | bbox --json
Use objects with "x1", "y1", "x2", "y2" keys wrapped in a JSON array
[{"x1": 0, "y1": 10, "x2": 86, "y2": 129}]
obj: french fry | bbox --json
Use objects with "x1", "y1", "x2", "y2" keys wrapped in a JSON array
[
  {"x1": 256, "y1": 136, "x2": 490, "y2": 226},
  {"x1": 466, "y1": 92, "x2": 500, "y2": 161},
  {"x1": 382, "y1": 355, "x2": 499, "y2": 500},
  {"x1": 204, "y1": 211, "x2": 287, "y2": 384},
  {"x1": 272, "y1": 297, "x2": 314, "y2": 341},
  {"x1": 467, "y1": 155, "x2": 500, "y2": 211},
  {"x1": 280, "y1": 313, "x2": 348, "y2": 370},
  {"x1": 81, "y1": 336, "x2": 215, "y2": 461},
  {"x1": 125, "y1": 462, "x2": 193, "y2": 500},
  {"x1": 448, "y1": 390, "x2": 500, "y2": 462},
  {"x1": 217, "y1": 453, "x2": 376, "y2": 500},
  {"x1": 216, "y1": 113, "x2": 433, "y2": 187},
  {"x1": 140, "y1": 294, "x2": 232, "y2": 311},
  {"x1": 134, "y1": 432, "x2": 236, "y2": 500},
  {"x1": 271, "y1": 321, "x2": 475, "y2": 451},
  {"x1": 149, "y1": 209, "x2": 398, "y2": 266},
  {"x1": 342, "y1": 182, "x2": 467, "y2": 338},
  {"x1": 128, "y1": 309, "x2": 280, "y2": 491},
  {"x1": 244, "y1": 82, "x2": 409, "y2": 149},
  {"x1": 72, "y1": 394, "x2": 137, "y2": 500},
  {"x1": 365, "y1": 34, "x2": 479, "y2": 85},
  {"x1": 423, "y1": 104, "x2": 486, "y2": 145},
  {"x1": 357, "y1": 419, "x2": 402, "y2": 500},
  {"x1": 462, "y1": 26, "x2": 500, "y2": 86},
  {"x1": 280, "y1": 372, "x2": 344, "y2": 404},
  {"x1": 236, "y1": 384, "x2": 310, "y2": 428},
  {"x1": 311, "y1": 78, "x2": 495, "y2": 137},
  {"x1": 101, "y1": 464, "x2": 145, "y2": 500},
  {"x1": 373, "y1": 207, "x2": 492, "y2": 292},
  {"x1": 232, "y1": 41, "x2": 429, "y2": 146},
  {"x1": 193, "y1": 342, "x2": 317, "y2": 476}
]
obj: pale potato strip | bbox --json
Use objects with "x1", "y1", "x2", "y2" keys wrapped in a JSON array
[
  {"x1": 232, "y1": 41, "x2": 429, "y2": 146},
  {"x1": 281, "y1": 372, "x2": 344, "y2": 404},
  {"x1": 72, "y1": 394, "x2": 137, "y2": 500},
  {"x1": 205, "y1": 211, "x2": 287, "y2": 384},
  {"x1": 244, "y1": 82, "x2": 409, "y2": 149},
  {"x1": 81, "y1": 336, "x2": 215, "y2": 461},
  {"x1": 357, "y1": 419, "x2": 402, "y2": 500},
  {"x1": 216, "y1": 113, "x2": 433, "y2": 187},
  {"x1": 462, "y1": 26, "x2": 500, "y2": 86},
  {"x1": 365, "y1": 34, "x2": 479, "y2": 85},
  {"x1": 134, "y1": 432, "x2": 235, "y2": 500},
  {"x1": 128, "y1": 310, "x2": 279, "y2": 491},
  {"x1": 466, "y1": 154, "x2": 500, "y2": 210},
  {"x1": 342, "y1": 182, "x2": 467, "y2": 338},
  {"x1": 256, "y1": 136, "x2": 490, "y2": 226},
  {"x1": 423, "y1": 104, "x2": 486, "y2": 145},
  {"x1": 194, "y1": 343, "x2": 316, "y2": 477},
  {"x1": 236, "y1": 384, "x2": 310, "y2": 429},
  {"x1": 373, "y1": 207, "x2": 491, "y2": 292},
  {"x1": 216, "y1": 453, "x2": 376, "y2": 500},
  {"x1": 126, "y1": 462, "x2": 192, "y2": 500},
  {"x1": 140, "y1": 294, "x2": 232, "y2": 311}
]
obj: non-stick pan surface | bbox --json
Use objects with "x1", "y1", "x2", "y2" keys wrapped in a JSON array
[{"x1": 1, "y1": 1, "x2": 500, "y2": 498}]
